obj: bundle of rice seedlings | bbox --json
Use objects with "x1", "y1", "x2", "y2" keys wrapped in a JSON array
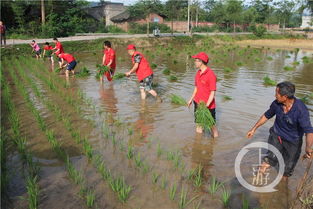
[
  {"x1": 283, "y1": 66, "x2": 294, "y2": 71},
  {"x1": 263, "y1": 75, "x2": 277, "y2": 86},
  {"x1": 112, "y1": 72, "x2": 126, "y2": 80},
  {"x1": 170, "y1": 94, "x2": 187, "y2": 105},
  {"x1": 169, "y1": 75, "x2": 178, "y2": 82},
  {"x1": 195, "y1": 102, "x2": 215, "y2": 130},
  {"x1": 163, "y1": 68, "x2": 171, "y2": 75},
  {"x1": 95, "y1": 64, "x2": 109, "y2": 80},
  {"x1": 76, "y1": 67, "x2": 91, "y2": 78}
]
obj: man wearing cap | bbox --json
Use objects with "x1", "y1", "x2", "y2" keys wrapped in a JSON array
[
  {"x1": 188, "y1": 52, "x2": 219, "y2": 137},
  {"x1": 125, "y1": 44, "x2": 159, "y2": 100}
]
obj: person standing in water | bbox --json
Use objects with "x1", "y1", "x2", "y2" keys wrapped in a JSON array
[
  {"x1": 30, "y1": 40, "x2": 41, "y2": 60},
  {"x1": 101, "y1": 40, "x2": 116, "y2": 83},
  {"x1": 52, "y1": 37, "x2": 64, "y2": 68},
  {"x1": 125, "y1": 44, "x2": 160, "y2": 101},
  {"x1": 43, "y1": 42, "x2": 54, "y2": 67},
  {"x1": 188, "y1": 52, "x2": 219, "y2": 137}
]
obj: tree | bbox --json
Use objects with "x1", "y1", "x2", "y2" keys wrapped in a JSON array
[
  {"x1": 41, "y1": 0, "x2": 45, "y2": 25},
  {"x1": 274, "y1": 0, "x2": 296, "y2": 30},
  {"x1": 224, "y1": 0, "x2": 243, "y2": 32}
]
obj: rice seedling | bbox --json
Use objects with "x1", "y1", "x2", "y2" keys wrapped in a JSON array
[
  {"x1": 300, "y1": 93, "x2": 313, "y2": 104},
  {"x1": 208, "y1": 176, "x2": 223, "y2": 195},
  {"x1": 292, "y1": 61, "x2": 300, "y2": 66},
  {"x1": 283, "y1": 66, "x2": 294, "y2": 71},
  {"x1": 95, "y1": 64, "x2": 109, "y2": 80},
  {"x1": 25, "y1": 175, "x2": 39, "y2": 209},
  {"x1": 254, "y1": 57, "x2": 261, "y2": 62},
  {"x1": 152, "y1": 172, "x2": 160, "y2": 184},
  {"x1": 161, "y1": 176, "x2": 167, "y2": 190},
  {"x1": 167, "y1": 151, "x2": 175, "y2": 161},
  {"x1": 118, "y1": 183, "x2": 132, "y2": 203},
  {"x1": 263, "y1": 75, "x2": 277, "y2": 86},
  {"x1": 86, "y1": 189, "x2": 96, "y2": 208},
  {"x1": 179, "y1": 187, "x2": 198, "y2": 209},
  {"x1": 135, "y1": 153, "x2": 143, "y2": 168},
  {"x1": 187, "y1": 167, "x2": 197, "y2": 181},
  {"x1": 242, "y1": 195, "x2": 249, "y2": 209},
  {"x1": 266, "y1": 56, "x2": 273, "y2": 61},
  {"x1": 223, "y1": 95, "x2": 232, "y2": 101},
  {"x1": 112, "y1": 72, "x2": 126, "y2": 80},
  {"x1": 127, "y1": 127, "x2": 133, "y2": 135},
  {"x1": 235, "y1": 61, "x2": 243, "y2": 66},
  {"x1": 220, "y1": 186, "x2": 231, "y2": 207},
  {"x1": 157, "y1": 143, "x2": 163, "y2": 157},
  {"x1": 169, "y1": 183, "x2": 177, "y2": 200},
  {"x1": 163, "y1": 68, "x2": 171, "y2": 75},
  {"x1": 173, "y1": 60, "x2": 178, "y2": 64},
  {"x1": 173, "y1": 152, "x2": 182, "y2": 169},
  {"x1": 285, "y1": 55, "x2": 291, "y2": 58},
  {"x1": 141, "y1": 162, "x2": 150, "y2": 174},
  {"x1": 195, "y1": 102, "x2": 216, "y2": 131},
  {"x1": 170, "y1": 94, "x2": 187, "y2": 105},
  {"x1": 76, "y1": 67, "x2": 91, "y2": 78},
  {"x1": 110, "y1": 134, "x2": 117, "y2": 146},
  {"x1": 223, "y1": 67, "x2": 233, "y2": 73},
  {"x1": 169, "y1": 75, "x2": 178, "y2": 82},
  {"x1": 119, "y1": 141, "x2": 125, "y2": 152},
  {"x1": 193, "y1": 165, "x2": 203, "y2": 188},
  {"x1": 82, "y1": 139, "x2": 93, "y2": 159},
  {"x1": 127, "y1": 146, "x2": 134, "y2": 159},
  {"x1": 151, "y1": 63, "x2": 157, "y2": 69}
]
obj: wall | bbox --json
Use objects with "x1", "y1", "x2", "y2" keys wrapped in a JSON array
[{"x1": 105, "y1": 3, "x2": 126, "y2": 26}]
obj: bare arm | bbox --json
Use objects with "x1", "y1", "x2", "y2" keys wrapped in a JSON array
[
  {"x1": 125, "y1": 63, "x2": 139, "y2": 76},
  {"x1": 102, "y1": 54, "x2": 106, "y2": 66},
  {"x1": 187, "y1": 87, "x2": 198, "y2": 107},
  {"x1": 304, "y1": 133, "x2": 313, "y2": 159},
  {"x1": 246, "y1": 115, "x2": 268, "y2": 138},
  {"x1": 206, "y1": 91, "x2": 216, "y2": 107}
]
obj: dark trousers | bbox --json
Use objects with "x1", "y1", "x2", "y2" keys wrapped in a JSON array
[
  {"x1": 0, "y1": 33, "x2": 6, "y2": 45},
  {"x1": 264, "y1": 127, "x2": 302, "y2": 177}
]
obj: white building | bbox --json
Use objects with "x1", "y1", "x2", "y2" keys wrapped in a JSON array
[{"x1": 300, "y1": 8, "x2": 312, "y2": 28}]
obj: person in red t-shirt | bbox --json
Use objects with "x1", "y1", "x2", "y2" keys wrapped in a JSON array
[
  {"x1": 125, "y1": 44, "x2": 160, "y2": 101},
  {"x1": 188, "y1": 52, "x2": 219, "y2": 137},
  {"x1": 43, "y1": 42, "x2": 54, "y2": 66},
  {"x1": 58, "y1": 53, "x2": 77, "y2": 78},
  {"x1": 52, "y1": 38, "x2": 64, "y2": 68},
  {"x1": 101, "y1": 40, "x2": 116, "y2": 82}
]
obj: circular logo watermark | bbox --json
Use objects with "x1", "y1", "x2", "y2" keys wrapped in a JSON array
[{"x1": 234, "y1": 142, "x2": 285, "y2": 193}]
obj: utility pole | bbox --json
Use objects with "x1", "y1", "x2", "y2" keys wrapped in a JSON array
[
  {"x1": 41, "y1": 0, "x2": 45, "y2": 25},
  {"x1": 187, "y1": 0, "x2": 191, "y2": 33}
]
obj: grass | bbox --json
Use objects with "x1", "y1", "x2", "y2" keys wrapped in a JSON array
[
  {"x1": 162, "y1": 68, "x2": 171, "y2": 75},
  {"x1": 76, "y1": 67, "x2": 91, "y2": 78},
  {"x1": 195, "y1": 102, "x2": 216, "y2": 131},
  {"x1": 263, "y1": 75, "x2": 277, "y2": 86},
  {"x1": 169, "y1": 75, "x2": 178, "y2": 82},
  {"x1": 170, "y1": 94, "x2": 187, "y2": 105},
  {"x1": 283, "y1": 66, "x2": 294, "y2": 71},
  {"x1": 209, "y1": 176, "x2": 223, "y2": 195},
  {"x1": 112, "y1": 72, "x2": 126, "y2": 80},
  {"x1": 221, "y1": 186, "x2": 231, "y2": 207},
  {"x1": 169, "y1": 183, "x2": 177, "y2": 200}
]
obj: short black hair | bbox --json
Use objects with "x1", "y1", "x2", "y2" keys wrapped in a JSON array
[
  {"x1": 53, "y1": 37, "x2": 58, "y2": 41},
  {"x1": 104, "y1": 41, "x2": 111, "y2": 48},
  {"x1": 202, "y1": 60, "x2": 208, "y2": 65},
  {"x1": 276, "y1": 81, "x2": 295, "y2": 99},
  {"x1": 32, "y1": 40, "x2": 35, "y2": 42},
  {"x1": 45, "y1": 42, "x2": 49, "y2": 45}
]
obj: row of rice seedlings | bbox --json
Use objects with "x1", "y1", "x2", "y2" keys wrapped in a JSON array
[
  {"x1": 8, "y1": 62, "x2": 98, "y2": 208},
  {"x1": 170, "y1": 94, "x2": 187, "y2": 106},
  {"x1": 263, "y1": 75, "x2": 277, "y2": 86},
  {"x1": 2, "y1": 76, "x2": 40, "y2": 209},
  {"x1": 195, "y1": 102, "x2": 216, "y2": 131}
]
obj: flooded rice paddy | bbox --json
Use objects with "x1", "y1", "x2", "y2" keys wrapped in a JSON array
[{"x1": 2, "y1": 38, "x2": 313, "y2": 209}]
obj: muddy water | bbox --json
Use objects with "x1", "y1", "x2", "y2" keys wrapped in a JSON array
[
  {"x1": 5, "y1": 41, "x2": 311, "y2": 209},
  {"x1": 63, "y1": 42, "x2": 313, "y2": 209}
]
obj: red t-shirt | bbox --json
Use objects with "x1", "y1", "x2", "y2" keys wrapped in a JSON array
[
  {"x1": 103, "y1": 48, "x2": 116, "y2": 69},
  {"x1": 44, "y1": 45, "x2": 53, "y2": 50},
  {"x1": 131, "y1": 51, "x2": 153, "y2": 81},
  {"x1": 59, "y1": 53, "x2": 75, "y2": 63},
  {"x1": 194, "y1": 67, "x2": 217, "y2": 109},
  {"x1": 55, "y1": 41, "x2": 64, "y2": 55}
]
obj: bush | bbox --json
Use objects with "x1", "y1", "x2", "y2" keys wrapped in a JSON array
[
  {"x1": 253, "y1": 25, "x2": 267, "y2": 37},
  {"x1": 192, "y1": 25, "x2": 217, "y2": 33},
  {"x1": 106, "y1": 25, "x2": 125, "y2": 33},
  {"x1": 128, "y1": 22, "x2": 171, "y2": 34}
]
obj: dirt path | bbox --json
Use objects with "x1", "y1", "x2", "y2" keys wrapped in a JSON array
[{"x1": 236, "y1": 39, "x2": 313, "y2": 50}]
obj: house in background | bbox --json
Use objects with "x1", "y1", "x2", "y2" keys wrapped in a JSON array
[
  {"x1": 301, "y1": 8, "x2": 312, "y2": 28},
  {"x1": 85, "y1": 1, "x2": 126, "y2": 26}
]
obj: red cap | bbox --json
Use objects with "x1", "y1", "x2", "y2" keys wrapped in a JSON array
[
  {"x1": 191, "y1": 52, "x2": 209, "y2": 63},
  {"x1": 127, "y1": 44, "x2": 136, "y2": 50}
]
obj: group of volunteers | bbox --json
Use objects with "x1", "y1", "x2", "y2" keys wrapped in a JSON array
[
  {"x1": 30, "y1": 38, "x2": 77, "y2": 77},
  {"x1": 31, "y1": 39, "x2": 313, "y2": 181}
]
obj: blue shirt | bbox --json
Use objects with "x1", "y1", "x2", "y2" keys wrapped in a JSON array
[{"x1": 264, "y1": 98, "x2": 313, "y2": 143}]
